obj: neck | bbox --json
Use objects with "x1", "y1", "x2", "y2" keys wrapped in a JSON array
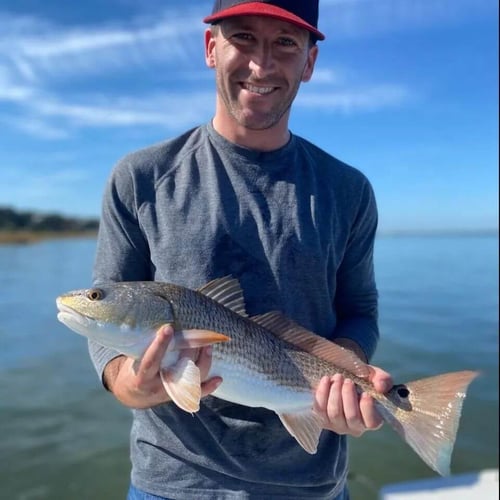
[{"x1": 212, "y1": 106, "x2": 291, "y2": 152}]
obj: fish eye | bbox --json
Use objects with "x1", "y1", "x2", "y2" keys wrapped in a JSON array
[
  {"x1": 87, "y1": 288, "x2": 104, "y2": 301},
  {"x1": 396, "y1": 385, "x2": 410, "y2": 399}
]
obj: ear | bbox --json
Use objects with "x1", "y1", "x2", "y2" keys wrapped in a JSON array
[
  {"x1": 301, "y1": 45, "x2": 319, "y2": 83},
  {"x1": 205, "y1": 28, "x2": 216, "y2": 68}
]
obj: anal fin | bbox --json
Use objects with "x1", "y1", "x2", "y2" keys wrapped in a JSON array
[
  {"x1": 160, "y1": 357, "x2": 201, "y2": 413},
  {"x1": 278, "y1": 410, "x2": 323, "y2": 454}
]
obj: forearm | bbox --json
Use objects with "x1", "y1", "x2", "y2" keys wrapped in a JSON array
[
  {"x1": 102, "y1": 355, "x2": 126, "y2": 392},
  {"x1": 333, "y1": 316, "x2": 379, "y2": 362}
]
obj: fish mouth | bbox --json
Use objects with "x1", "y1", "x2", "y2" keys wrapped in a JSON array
[
  {"x1": 56, "y1": 299, "x2": 72, "y2": 313},
  {"x1": 56, "y1": 299, "x2": 83, "y2": 318},
  {"x1": 56, "y1": 297, "x2": 147, "y2": 355},
  {"x1": 56, "y1": 299, "x2": 94, "y2": 332}
]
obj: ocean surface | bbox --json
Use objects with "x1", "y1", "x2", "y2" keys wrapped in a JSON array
[{"x1": 0, "y1": 235, "x2": 498, "y2": 500}]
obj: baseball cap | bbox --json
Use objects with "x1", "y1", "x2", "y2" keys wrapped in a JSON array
[{"x1": 203, "y1": 0, "x2": 325, "y2": 41}]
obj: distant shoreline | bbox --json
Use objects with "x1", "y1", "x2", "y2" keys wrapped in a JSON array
[
  {"x1": 0, "y1": 230, "x2": 98, "y2": 245},
  {"x1": 377, "y1": 228, "x2": 498, "y2": 238},
  {"x1": 1, "y1": 228, "x2": 496, "y2": 246}
]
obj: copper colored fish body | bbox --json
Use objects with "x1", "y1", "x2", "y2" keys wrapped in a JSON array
[{"x1": 56, "y1": 277, "x2": 478, "y2": 476}]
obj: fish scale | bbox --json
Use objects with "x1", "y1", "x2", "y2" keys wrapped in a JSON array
[
  {"x1": 56, "y1": 276, "x2": 478, "y2": 476},
  {"x1": 168, "y1": 283, "x2": 312, "y2": 386}
]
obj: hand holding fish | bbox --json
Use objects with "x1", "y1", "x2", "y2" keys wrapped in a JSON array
[
  {"x1": 314, "y1": 366, "x2": 392, "y2": 437},
  {"x1": 104, "y1": 324, "x2": 222, "y2": 409}
]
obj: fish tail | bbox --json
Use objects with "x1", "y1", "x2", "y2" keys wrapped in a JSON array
[{"x1": 378, "y1": 370, "x2": 479, "y2": 476}]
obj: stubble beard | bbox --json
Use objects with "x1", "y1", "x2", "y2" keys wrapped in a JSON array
[{"x1": 216, "y1": 71, "x2": 301, "y2": 131}]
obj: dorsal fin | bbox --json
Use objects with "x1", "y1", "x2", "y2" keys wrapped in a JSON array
[
  {"x1": 251, "y1": 311, "x2": 371, "y2": 380},
  {"x1": 197, "y1": 276, "x2": 248, "y2": 317}
]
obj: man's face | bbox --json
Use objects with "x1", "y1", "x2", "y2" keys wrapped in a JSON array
[{"x1": 205, "y1": 16, "x2": 318, "y2": 132}]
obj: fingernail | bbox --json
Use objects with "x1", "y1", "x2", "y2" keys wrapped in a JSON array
[
  {"x1": 206, "y1": 346, "x2": 213, "y2": 356},
  {"x1": 158, "y1": 325, "x2": 169, "y2": 337}
]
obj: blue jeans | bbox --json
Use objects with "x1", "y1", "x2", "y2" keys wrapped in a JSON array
[{"x1": 127, "y1": 484, "x2": 172, "y2": 500}]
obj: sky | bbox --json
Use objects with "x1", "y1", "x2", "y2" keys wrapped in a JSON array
[{"x1": 0, "y1": 0, "x2": 498, "y2": 233}]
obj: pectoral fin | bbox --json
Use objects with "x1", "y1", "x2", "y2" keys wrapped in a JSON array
[
  {"x1": 173, "y1": 329, "x2": 231, "y2": 349},
  {"x1": 160, "y1": 357, "x2": 201, "y2": 413},
  {"x1": 278, "y1": 410, "x2": 323, "y2": 454}
]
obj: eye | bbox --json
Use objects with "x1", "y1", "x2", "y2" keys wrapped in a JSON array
[
  {"x1": 396, "y1": 385, "x2": 410, "y2": 399},
  {"x1": 232, "y1": 32, "x2": 254, "y2": 43},
  {"x1": 277, "y1": 37, "x2": 297, "y2": 47},
  {"x1": 87, "y1": 288, "x2": 104, "y2": 301}
]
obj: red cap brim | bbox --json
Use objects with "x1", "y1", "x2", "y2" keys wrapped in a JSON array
[{"x1": 203, "y1": 2, "x2": 325, "y2": 41}]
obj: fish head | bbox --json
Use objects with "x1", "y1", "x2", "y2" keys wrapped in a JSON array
[{"x1": 56, "y1": 282, "x2": 176, "y2": 357}]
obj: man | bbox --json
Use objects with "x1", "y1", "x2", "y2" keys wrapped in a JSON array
[{"x1": 90, "y1": 1, "x2": 392, "y2": 498}]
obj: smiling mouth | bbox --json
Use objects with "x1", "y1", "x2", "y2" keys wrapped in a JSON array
[{"x1": 241, "y1": 83, "x2": 276, "y2": 95}]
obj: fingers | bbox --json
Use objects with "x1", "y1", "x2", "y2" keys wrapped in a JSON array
[
  {"x1": 201, "y1": 376, "x2": 223, "y2": 397},
  {"x1": 112, "y1": 356, "x2": 170, "y2": 409},
  {"x1": 135, "y1": 324, "x2": 174, "y2": 383},
  {"x1": 370, "y1": 366, "x2": 393, "y2": 393},
  {"x1": 359, "y1": 392, "x2": 384, "y2": 430},
  {"x1": 314, "y1": 374, "x2": 384, "y2": 436},
  {"x1": 174, "y1": 337, "x2": 222, "y2": 399},
  {"x1": 195, "y1": 345, "x2": 212, "y2": 380},
  {"x1": 112, "y1": 324, "x2": 224, "y2": 409},
  {"x1": 342, "y1": 378, "x2": 365, "y2": 436},
  {"x1": 179, "y1": 340, "x2": 215, "y2": 383},
  {"x1": 192, "y1": 344, "x2": 224, "y2": 397},
  {"x1": 314, "y1": 375, "x2": 333, "y2": 416},
  {"x1": 125, "y1": 323, "x2": 223, "y2": 407}
]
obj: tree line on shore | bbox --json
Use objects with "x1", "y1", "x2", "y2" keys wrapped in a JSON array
[{"x1": 0, "y1": 206, "x2": 99, "y2": 232}]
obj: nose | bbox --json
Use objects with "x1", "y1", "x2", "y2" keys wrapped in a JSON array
[{"x1": 248, "y1": 41, "x2": 276, "y2": 78}]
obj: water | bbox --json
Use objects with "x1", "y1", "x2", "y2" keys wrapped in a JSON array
[
  {"x1": 348, "y1": 235, "x2": 499, "y2": 499},
  {"x1": 0, "y1": 235, "x2": 498, "y2": 500}
]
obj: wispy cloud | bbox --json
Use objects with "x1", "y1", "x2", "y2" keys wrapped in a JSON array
[
  {"x1": 0, "y1": 7, "x2": 213, "y2": 138},
  {"x1": 0, "y1": 166, "x2": 91, "y2": 206},
  {"x1": 0, "y1": 67, "x2": 35, "y2": 102},
  {"x1": 0, "y1": 115, "x2": 69, "y2": 139},
  {"x1": 320, "y1": 0, "x2": 496, "y2": 39},
  {"x1": 297, "y1": 84, "x2": 412, "y2": 113},
  {"x1": 309, "y1": 68, "x2": 342, "y2": 85},
  {"x1": 5, "y1": 0, "x2": 487, "y2": 139},
  {"x1": 32, "y1": 92, "x2": 215, "y2": 128},
  {"x1": 0, "y1": 9, "x2": 204, "y2": 81}
]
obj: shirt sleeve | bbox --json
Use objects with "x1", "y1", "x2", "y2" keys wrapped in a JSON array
[
  {"x1": 88, "y1": 159, "x2": 153, "y2": 383},
  {"x1": 333, "y1": 179, "x2": 379, "y2": 362}
]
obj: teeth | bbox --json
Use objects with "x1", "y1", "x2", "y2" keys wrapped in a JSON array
[{"x1": 244, "y1": 84, "x2": 274, "y2": 95}]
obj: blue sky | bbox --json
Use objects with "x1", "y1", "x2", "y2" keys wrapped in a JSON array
[{"x1": 0, "y1": 0, "x2": 498, "y2": 232}]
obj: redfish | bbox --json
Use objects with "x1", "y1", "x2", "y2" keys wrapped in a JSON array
[{"x1": 56, "y1": 277, "x2": 478, "y2": 476}]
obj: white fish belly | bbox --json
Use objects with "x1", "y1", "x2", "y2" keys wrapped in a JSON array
[{"x1": 208, "y1": 358, "x2": 314, "y2": 413}]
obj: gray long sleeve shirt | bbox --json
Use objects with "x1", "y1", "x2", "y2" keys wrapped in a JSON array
[{"x1": 89, "y1": 122, "x2": 379, "y2": 499}]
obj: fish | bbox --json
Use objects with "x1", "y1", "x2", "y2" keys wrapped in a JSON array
[{"x1": 56, "y1": 276, "x2": 478, "y2": 476}]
